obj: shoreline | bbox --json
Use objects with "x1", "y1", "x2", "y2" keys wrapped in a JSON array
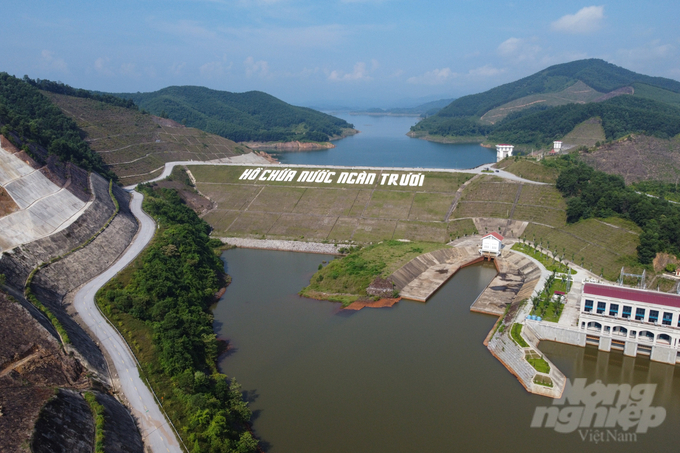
[{"x1": 216, "y1": 237, "x2": 343, "y2": 255}]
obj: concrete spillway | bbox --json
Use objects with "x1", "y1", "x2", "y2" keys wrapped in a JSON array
[{"x1": 0, "y1": 145, "x2": 88, "y2": 252}]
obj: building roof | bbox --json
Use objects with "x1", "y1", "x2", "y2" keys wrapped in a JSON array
[
  {"x1": 482, "y1": 232, "x2": 504, "y2": 241},
  {"x1": 497, "y1": 144, "x2": 513, "y2": 147},
  {"x1": 583, "y1": 283, "x2": 680, "y2": 309}
]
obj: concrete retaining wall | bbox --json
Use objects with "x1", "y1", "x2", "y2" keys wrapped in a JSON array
[
  {"x1": 525, "y1": 321, "x2": 586, "y2": 347},
  {"x1": 0, "y1": 173, "x2": 116, "y2": 289}
]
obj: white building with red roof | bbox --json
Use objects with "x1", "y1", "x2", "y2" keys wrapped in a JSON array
[
  {"x1": 480, "y1": 232, "x2": 504, "y2": 257},
  {"x1": 578, "y1": 282, "x2": 680, "y2": 363},
  {"x1": 495, "y1": 144, "x2": 513, "y2": 162}
]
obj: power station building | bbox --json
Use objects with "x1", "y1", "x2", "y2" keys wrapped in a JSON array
[{"x1": 577, "y1": 282, "x2": 680, "y2": 364}]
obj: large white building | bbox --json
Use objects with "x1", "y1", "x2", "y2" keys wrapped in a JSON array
[
  {"x1": 577, "y1": 282, "x2": 680, "y2": 363},
  {"x1": 496, "y1": 144, "x2": 513, "y2": 162}
]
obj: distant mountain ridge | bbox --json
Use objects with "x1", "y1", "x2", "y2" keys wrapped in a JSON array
[
  {"x1": 352, "y1": 98, "x2": 455, "y2": 117},
  {"x1": 412, "y1": 59, "x2": 680, "y2": 148},
  {"x1": 112, "y1": 86, "x2": 356, "y2": 144}
]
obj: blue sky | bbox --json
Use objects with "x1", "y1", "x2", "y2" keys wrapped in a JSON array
[{"x1": 2, "y1": 1, "x2": 679, "y2": 108}]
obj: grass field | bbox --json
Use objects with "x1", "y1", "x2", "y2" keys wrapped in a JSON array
[
  {"x1": 300, "y1": 240, "x2": 450, "y2": 304},
  {"x1": 522, "y1": 218, "x2": 641, "y2": 280},
  {"x1": 495, "y1": 159, "x2": 560, "y2": 184},
  {"x1": 190, "y1": 166, "x2": 469, "y2": 244},
  {"x1": 44, "y1": 93, "x2": 247, "y2": 185},
  {"x1": 560, "y1": 117, "x2": 606, "y2": 148}
]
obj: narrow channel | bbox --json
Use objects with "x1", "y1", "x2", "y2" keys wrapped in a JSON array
[{"x1": 214, "y1": 249, "x2": 680, "y2": 452}]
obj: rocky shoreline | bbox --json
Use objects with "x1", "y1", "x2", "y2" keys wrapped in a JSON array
[
  {"x1": 217, "y1": 237, "x2": 342, "y2": 254},
  {"x1": 242, "y1": 141, "x2": 335, "y2": 151}
]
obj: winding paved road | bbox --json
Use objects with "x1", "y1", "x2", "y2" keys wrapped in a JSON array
[{"x1": 72, "y1": 190, "x2": 182, "y2": 453}]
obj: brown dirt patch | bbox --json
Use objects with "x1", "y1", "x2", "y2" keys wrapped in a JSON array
[
  {"x1": 0, "y1": 186, "x2": 19, "y2": 217},
  {"x1": 153, "y1": 180, "x2": 214, "y2": 213},
  {"x1": 0, "y1": 135, "x2": 20, "y2": 153},
  {"x1": 344, "y1": 297, "x2": 401, "y2": 311},
  {"x1": 581, "y1": 135, "x2": 680, "y2": 184},
  {"x1": 0, "y1": 292, "x2": 89, "y2": 452}
]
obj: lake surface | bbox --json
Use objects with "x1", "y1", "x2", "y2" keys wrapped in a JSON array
[
  {"x1": 270, "y1": 113, "x2": 496, "y2": 169},
  {"x1": 215, "y1": 249, "x2": 680, "y2": 452}
]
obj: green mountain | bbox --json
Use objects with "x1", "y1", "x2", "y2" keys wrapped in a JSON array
[
  {"x1": 113, "y1": 86, "x2": 355, "y2": 143},
  {"x1": 412, "y1": 59, "x2": 680, "y2": 147},
  {"x1": 0, "y1": 73, "x2": 114, "y2": 179}
]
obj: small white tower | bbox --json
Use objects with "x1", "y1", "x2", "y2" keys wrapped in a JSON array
[
  {"x1": 496, "y1": 144, "x2": 514, "y2": 162},
  {"x1": 553, "y1": 141, "x2": 563, "y2": 153}
]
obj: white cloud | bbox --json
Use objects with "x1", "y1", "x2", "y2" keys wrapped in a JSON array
[
  {"x1": 244, "y1": 56, "x2": 270, "y2": 78},
  {"x1": 617, "y1": 40, "x2": 674, "y2": 62},
  {"x1": 94, "y1": 57, "x2": 114, "y2": 76},
  {"x1": 200, "y1": 59, "x2": 232, "y2": 78},
  {"x1": 328, "y1": 61, "x2": 375, "y2": 82},
  {"x1": 551, "y1": 6, "x2": 604, "y2": 34},
  {"x1": 40, "y1": 50, "x2": 68, "y2": 74},
  {"x1": 170, "y1": 62, "x2": 187, "y2": 75},
  {"x1": 468, "y1": 65, "x2": 503, "y2": 77},
  {"x1": 407, "y1": 68, "x2": 456, "y2": 85},
  {"x1": 497, "y1": 37, "x2": 542, "y2": 62},
  {"x1": 120, "y1": 63, "x2": 139, "y2": 77}
]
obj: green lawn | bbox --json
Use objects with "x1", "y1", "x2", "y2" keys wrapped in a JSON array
[
  {"x1": 511, "y1": 323, "x2": 529, "y2": 348},
  {"x1": 300, "y1": 240, "x2": 448, "y2": 304}
]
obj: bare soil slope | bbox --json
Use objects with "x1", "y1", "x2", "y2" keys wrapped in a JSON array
[
  {"x1": 0, "y1": 292, "x2": 88, "y2": 452},
  {"x1": 581, "y1": 134, "x2": 680, "y2": 183}
]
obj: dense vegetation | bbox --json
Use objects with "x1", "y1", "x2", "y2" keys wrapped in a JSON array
[
  {"x1": 113, "y1": 86, "x2": 354, "y2": 142},
  {"x1": 412, "y1": 59, "x2": 680, "y2": 147},
  {"x1": 552, "y1": 155, "x2": 680, "y2": 264},
  {"x1": 0, "y1": 72, "x2": 115, "y2": 179},
  {"x1": 24, "y1": 76, "x2": 137, "y2": 109},
  {"x1": 489, "y1": 96, "x2": 680, "y2": 147},
  {"x1": 97, "y1": 185, "x2": 257, "y2": 453}
]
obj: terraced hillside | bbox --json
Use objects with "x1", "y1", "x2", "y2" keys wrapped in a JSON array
[
  {"x1": 191, "y1": 165, "x2": 641, "y2": 281},
  {"x1": 44, "y1": 92, "x2": 253, "y2": 185},
  {"x1": 191, "y1": 166, "x2": 477, "y2": 244}
]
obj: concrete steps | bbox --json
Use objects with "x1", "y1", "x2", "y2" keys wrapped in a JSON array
[{"x1": 487, "y1": 334, "x2": 535, "y2": 387}]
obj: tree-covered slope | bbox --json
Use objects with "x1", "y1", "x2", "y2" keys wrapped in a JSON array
[
  {"x1": 489, "y1": 96, "x2": 680, "y2": 147},
  {"x1": 412, "y1": 59, "x2": 680, "y2": 146},
  {"x1": 114, "y1": 86, "x2": 355, "y2": 143},
  {"x1": 0, "y1": 73, "x2": 114, "y2": 179}
]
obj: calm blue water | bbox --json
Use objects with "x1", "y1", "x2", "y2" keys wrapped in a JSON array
[{"x1": 271, "y1": 113, "x2": 496, "y2": 169}]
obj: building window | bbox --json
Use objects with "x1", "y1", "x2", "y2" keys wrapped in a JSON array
[
  {"x1": 622, "y1": 306, "x2": 632, "y2": 319},
  {"x1": 609, "y1": 304, "x2": 619, "y2": 317},
  {"x1": 635, "y1": 308, "x2": 645, "y2": 321},
  {"x1": 597, "y1": 302, "x2": 606, "y2": 314},
  {"x1": 584, "y1": 299, "x2": 593, "y2": 312},
  {"x1": 662, "y1": 312, "x2": 673, "y2": 326},
  {"x1": 649, "y1": 310, "x2": 659, "y2": 323}
]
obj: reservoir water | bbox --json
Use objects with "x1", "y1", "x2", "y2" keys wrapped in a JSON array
[
  {"x1": 271, "y1": 113, "x2": 497, "y2": 169},
  {"x1": 215, "y1": 249, "x2": 680, "y2": 452}
]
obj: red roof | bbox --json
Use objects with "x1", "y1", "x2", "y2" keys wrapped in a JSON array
[
  {"x1": 497, "y1": 144, "x2": 512, "y2": 147},
  {"x1": 583, "y1": 283, "x2": 680, "y2": 309},
  {"x1": 482, "y1": 232, "x2": 504, "y2": 241}
]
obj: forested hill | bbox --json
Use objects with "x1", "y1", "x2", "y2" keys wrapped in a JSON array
[
  {"x1": 0, "y1": 73, "x2": 114, "y2": 179},
  {"x1": 113, "y1": 86, "x2": 356, "y2": 143},
  {"x1": 411, "y1": 59, "x2": 680, "y2": 147}
]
